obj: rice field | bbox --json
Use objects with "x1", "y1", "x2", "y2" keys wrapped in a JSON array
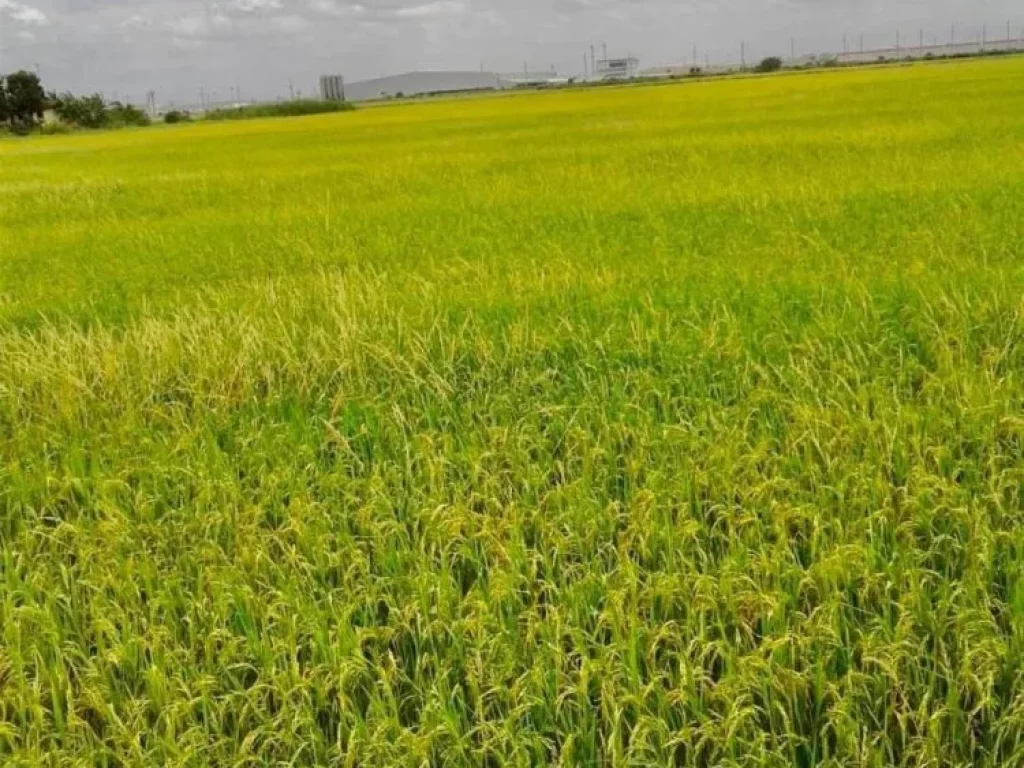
[{"x1": 0, "y1": 58, "x2": 1022, "y2": 766}]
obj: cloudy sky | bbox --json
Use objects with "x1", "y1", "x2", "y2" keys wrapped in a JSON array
[{"x1": 0, "y1": 0, "x2": 1019, "y2": 106}]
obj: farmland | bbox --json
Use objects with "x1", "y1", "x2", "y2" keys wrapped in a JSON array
[{"x1": 0, "y1": 58, "x2": 1022, "y2": 765}]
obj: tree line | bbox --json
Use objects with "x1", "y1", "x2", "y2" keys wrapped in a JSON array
[
  {"x1": 1, "y1": 69, "x2": 353, "y2": 134},
  {"x1": 1, "y1": 70, "x2": 151, "y2": 134}
]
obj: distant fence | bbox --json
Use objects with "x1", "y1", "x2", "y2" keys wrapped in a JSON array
[{"x1": 835, "y1": 38, "x2": 1024, "y2": 64}]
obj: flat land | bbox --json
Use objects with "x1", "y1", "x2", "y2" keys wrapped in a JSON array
[{"x1": 1, "y1": 59, "x2": 1022, "y2": 766}]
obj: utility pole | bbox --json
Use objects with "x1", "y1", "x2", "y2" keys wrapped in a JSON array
[
  {"x1": 843, "y1": 33, "x2": 847, "y2": 56},
  {"x1": 591, "y1": 44, "x2": 596, "y2": 74},
  {"x1": 790, "y1": 37, "x2": 795, "y2": 60},
  {"x1": 603, "y1": 42, "x2": 607, "y2": 61},
  {"x1": 740, "y1": 40, "x2": 746, "y2": 69},
  {"x1": 860, "y1": 33, "x2": 864, "y2": 55},
  {"x1": 896, "y1": 29, "x2": 900, "y2": 57},
  {"x1": 951, "y1": 22, "x2": 956, "y2": 45},
  {"x1": 919, "y1": 28, "x2": 923, "y2": 51},
  {"x1": 693, "y1": 43, "x2": 698, "y2": 68}
]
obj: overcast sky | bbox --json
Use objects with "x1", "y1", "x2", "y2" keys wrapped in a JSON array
[{"x1": 0, "y1": 1, "x2": 1020, "y2": 106}]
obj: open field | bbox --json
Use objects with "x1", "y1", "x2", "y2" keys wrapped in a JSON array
[{"x1": 1, "y1": 58, "x2": 1022, "y2": 766}]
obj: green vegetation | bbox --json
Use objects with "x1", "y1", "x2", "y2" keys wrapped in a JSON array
[
  {"x1": 0, "y1": 70, "x2": 45, "y2": 133},
  {"x1": 204, "y1": 98, "x2": 355, "y2": 121},
  {"x1": 51, "y1": 92, "x2": 108, "y2": 128},
  {"x1": 163, "y1": 109, "x2": 192, "y2": 125},
  {"x1": 51, "y1": 93, "x2": 151, "y2": 129},
  {"x1": 0, "y1": 58, "x2": 1022, "y2": 766},
  {"x1": 1, "y1": 70, "x2": 347, "y2": 135},
  {"x1": 757, "y1": 56, "x2": 784, "y2": 73}
]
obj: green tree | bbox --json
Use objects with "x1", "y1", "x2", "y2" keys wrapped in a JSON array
[
  {"x1": 5, "y1": 70, "x2": 46, "y2": 128},
  {"x1": 107, "y1": 101, "x2": 151, "y2": 127},
  {"x1": 53, "y1": 93, "x2": 108, "y2": 128},
  {"x1": 164, "y1": 110, "x2": 192, "y2": 124},
  {"x1": 757, "y1": 56, "x2": 784, "y2": 73}
]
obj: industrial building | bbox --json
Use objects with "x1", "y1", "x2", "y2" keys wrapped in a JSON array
[
  {"x1": 595, "y1": 57, "x2": 639, "y2": 80},
  {"x1": 499, "y1": 68, "x2": 569, "y2": 87},
  {"x1": 319, "y1": 75, "x2": 345, "y2": 101},
  {"x1": 343, "y1": 71, "x2": 503, "y2": 101}
]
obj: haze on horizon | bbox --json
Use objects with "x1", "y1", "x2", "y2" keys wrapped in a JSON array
[{"x1": 0, "y1": 0, "x2": 1020, "y2": 106}]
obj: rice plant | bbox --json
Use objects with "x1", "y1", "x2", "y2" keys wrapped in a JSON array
[{"x1": 0, "y1": 57, "x2": 1022, "y2": 766}]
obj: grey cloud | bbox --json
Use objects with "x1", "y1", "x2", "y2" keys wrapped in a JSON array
[
  {"x1": 167, "y1": 11, "x2": 235, "y2": 40},
  {"x1": 392, "y1": 1, "x2": 466, "y2": 18},
  {"x1": 0, "y1": 0, "x2": 50, "y2": 25},
  {"x1": 232, "y1": 0, "x2": 283, "y2": 11}
]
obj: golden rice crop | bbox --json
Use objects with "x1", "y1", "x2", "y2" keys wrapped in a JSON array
[{"x1": 0, "y1": 58, "x2": 1022, "y2": 766}]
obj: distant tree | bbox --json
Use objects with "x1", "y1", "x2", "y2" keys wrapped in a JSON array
[
  {"x1": 5, "y1": 70, "x2": 46, "y2": 128},
  {"x1": 756, "y1": 56, "x2": 784, "y2": 73},
  {"x1": 107, "y1": 101, "x2": 151, "y2": 127},
  {"x1": 53, "y1": 93, "x2": 108, "y2": 128},
  {"x1": 52, "y1": 94, "x2": 151, "y2": 129},
  {"x1": 163, "y1": 109, "x2": 191, "y2": 124}
]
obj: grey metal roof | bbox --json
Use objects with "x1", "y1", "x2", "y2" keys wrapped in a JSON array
[{"x1": 343, "y1": 71, "x2": 503, "y2": 101}]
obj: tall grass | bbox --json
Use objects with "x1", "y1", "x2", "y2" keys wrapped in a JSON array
[{"x1": 0, "y1": 58, "x2": 1022, "y2": 765}]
